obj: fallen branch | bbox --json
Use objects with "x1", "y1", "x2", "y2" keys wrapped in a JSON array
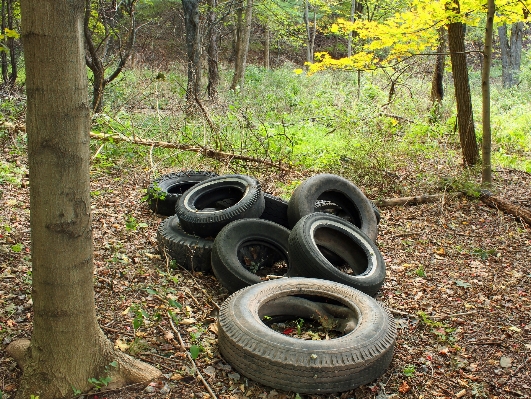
[
  {"x1": 375, "y1": 192, "x2": 462, "y2": 207},
  {"x1": 480, "y1": 191, "x2": 531, "y2": 226},
  {"x1": 89, "y1": 131, "x2": 292, "y2": 172}
]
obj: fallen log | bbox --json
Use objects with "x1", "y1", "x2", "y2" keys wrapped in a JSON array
[
  {"x1": 89, "y1": 132, "x2": 292, "y2": 172},
  {"x1": 374, "y1": 192, "x2": 462, "y2": 208},
  {"x1": 480, "y1": 191, "x2": 531, "y2": 226}
]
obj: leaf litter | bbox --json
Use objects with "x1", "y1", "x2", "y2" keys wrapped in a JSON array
[{"x1": 1, "y1": 145, "x2": 531, "y2": 398}]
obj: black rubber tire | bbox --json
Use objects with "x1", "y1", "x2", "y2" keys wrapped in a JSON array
[
  {"x1": 260, "y1": 193, "x2": 289, "y2": 228},
  {"x1": 157, "y1": 215, "x2": 214, "y2": 272},
  {"x1": 315, "y1": 200, "x2": 381, "y2": 225},
  {"x1": 211, "y1": 219, "x2": 290, "y2": 294},
  {"x1": 287, "y1": 213, "x2": 386, "y2": 296},
  {"x1": 287, "y1": 174, "x2": 378, "y2": 241},
  {"x1": 147, "y1": 170, "x2": 218, "y2": 216},
  {"x1": 218, "y1": 278, "x2": 396, "y2": 394},
  {"x1": 176, "y1": 175, "x2": 265, "y2": 238}
]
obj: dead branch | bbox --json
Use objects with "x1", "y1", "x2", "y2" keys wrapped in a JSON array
[
  {"x1": 375, "y1": 192, "x2": 462, "y2": 207},
  {"x1": 89, "y1": 131, "x2": 292, "y2": 172},
  {"x1": 480, "y1": 191, "x2": 531, "y2": 226}
]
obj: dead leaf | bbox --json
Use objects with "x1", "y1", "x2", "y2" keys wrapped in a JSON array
[
  {"x1": 398, "y1": 381, "x2": 410, "y2": 393},
  {"x1": 208, "y1": 322, "x2": 219, "y2": 335},
  {"x1": 456, "y1": 389, "x2": 467, "y2": 398},
  {"x1": 164, "y1": 331, "x2": 174, "y2": 340},
  {"x1": 500, "y1": 356, "x2": 512, "y2": 368},
  {"x1": 180, "y1": 318, "x2": 197, "y2": 325}
]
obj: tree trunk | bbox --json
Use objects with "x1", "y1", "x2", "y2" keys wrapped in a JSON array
[
  {"x1": 183, "y1": 0, "x2": 201, "y2": 102},
  {"x1": 498, "y1": 22, "x2": 523, "y2": 88},
  {"x1": 431, "y1": 26, "x2": 446, "y2": 103},
  {"x1": 303, "y1": 0, "x2": 312, "y2": 63},
  {"x1": 230, "y1": 0, "x2": 252, "y2": 90},
  {"x1": 264, "y1": 25, "x2": 270, "y2": 69},
  {"x1": 206, "y1": 0, "x2": 219, "y2": 99},
  {"x1": 347, "y1": 0, "x2": 356, "y2": 58},
  {"x1": 481, "y1": 0, "x2": 495, "y2": 186},
  {"x1": 6, "y1": 0, "x2": 16, "y2": 84},
  {"x1": 13, "y1": 1, "x2": 161, "y2": 397},
  {"x1": 1, "y1": 0, "x2": 7, "y2": 83},
  {"x1": 447, "y1": 3, "x2": 478, "y2": 167}
]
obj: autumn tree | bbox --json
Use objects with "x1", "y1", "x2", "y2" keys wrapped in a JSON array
[{"x1": 8, "y1": 0, "x2": 161, "y2": 397}]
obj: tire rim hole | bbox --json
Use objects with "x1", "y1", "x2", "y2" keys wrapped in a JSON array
[
  {"x1": 167, "y1": 182, "x2": 196, "y2": 195},
  {"x1": 259, "y1": 294, "x2": 359, "y2": 339},
  {"x1": 237, "y1": 242, "x2": 288, "y2": 278},
  {"x1": 314, "y1": 226, "x2": 369, "y2": 276},
  {"x1": 315, "y1": 193, "x2": 362, "y2": 228},
  {"x1": 194, "y1": 187, "x2": 244, "y2": 210}
]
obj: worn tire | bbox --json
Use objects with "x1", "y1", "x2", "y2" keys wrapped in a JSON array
[
  {"x1": 176, "y1": 175, "x2": 265, "y2": 238},
  {"x1": 157, "y1": 215, "x2": 213, "y2": 272},
  {"x1": 287, "y1": 174, "x2": 378, "y2": 241},
  {"x1": 147, "y1": 170, "x2": 218, "y2": 216},
  {"x1": 218, "y1": 278, "x2": 396, "y2": 394},
  {"x1": 260, "y1": 193, "x2": 289, "y2": 228},
  {"x1": 287, "y1": 213, "x2": 386, "y2": 296},
  {"x1": 211, "y1": 219, "x2": 290, "y2": 294}
]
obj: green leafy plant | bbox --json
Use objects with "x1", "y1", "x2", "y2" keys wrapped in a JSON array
[
  {"x1": 11, "y1": 243, "x2": 23, "y2": 253},
  {"x1": 130, "y1": 304, "x2": 149, "y2": 330},
  {"x1": 403, "y1": 364, "x2": 416, "y2": 377},
  {"x1": 72, "y1": 386, "x2": 82, "y2": 396},
  {"x1": 417, "y1": 311, "x2": 456, "y2": 343},
  {"x1": 415, "y1": 265, "x2": 426, "y2": 277},
  {"x1": 88, "y1": 361, "x2": 118, "y2": 390},
  {"x1": 471, "y1": 248, "x2": 496, "y2": 260},
  {"x1": 190, "y1": 344, "x2": 201, "y2": 359},
  {"x1": 296, "y1": 318, "x2": 305, "y2": 335}
]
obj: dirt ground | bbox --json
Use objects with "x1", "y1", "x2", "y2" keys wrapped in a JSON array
[{"x1": 1, "y1": 144, "x2": 530, "y2": 399}]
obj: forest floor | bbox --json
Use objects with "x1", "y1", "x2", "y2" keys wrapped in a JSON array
[{"x1": 1, "y1": 140, "x2": 531, "y2": 399}]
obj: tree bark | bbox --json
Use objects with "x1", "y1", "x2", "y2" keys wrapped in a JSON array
[
  {"x1": 15, "y1": 1, "x2": 161, "y2": 397},
  {"x1": 1, "y1": 0, "x2": 7, "y2": 83},
  {"x1": 230, "y1": 0, "x2": 253, "y2": 90},
  {"x1": 6, "y1": 0, "x2": 15, "y2": 84},
  {"x1": 347, "y1": 0, "x2": 356, "y2": 57},
  {"x1": 431, "y1": 26, "x2": 446, "y2": 103},
  {"x1": 481, "y1": 0, "x2": 495, "y2": 186},
  {"x1": 498, "y1": 22, "x2": 523, "y2": 88},
  {"x1": 206, "y1": 0, "x2": 219, "y2": 99},
  {"x1": 303, "y1": 0, "x2": 316, "y2": 64},
  {"x1": 183, "y1": 0, "x2": 201, "y2": 102},
  {"x1": 447, "y1": 1, "x2": 478, "y2": 167}
]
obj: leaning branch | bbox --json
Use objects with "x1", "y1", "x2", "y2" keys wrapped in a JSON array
[
  {"x1": 89, "y1": 131, "x2": 292, "y2": 172},
  {"x1": 374, "y1": 192, "x2": 462, "y2": 207},
  {"x1": 480, "y1": 191, "x2": 531, "y2": 226}
]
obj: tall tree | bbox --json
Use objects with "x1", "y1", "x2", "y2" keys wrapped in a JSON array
[
  {"x1": 481, "y1": 0, "x2": 495, "y2": 185},
  {"x1": 447, "y1": 0, "x2": 478, "y2": 166},
  {"x1": 230, "y1": 0, "x2": 253, "y2": 90},
  {"x1": 303, "y1": 0, "x2": 316, "y2": 63},
  {"x1": 431, "y1": 26, "x2": 446, "y2": 103},
  {"x1": 84, "y1": 0, "x2": 138, "y2": 112},
  {"x1": 0, "y1": 0, "x2": 18, "y2": 86},
  {"x1": 207, "y1": 0, "x2": 219, "y2": 99},
  {"x1": 498, "y1": 22, "x2": 524, "y2": 88},
  {"x1": 183, "y1": 0, "x2": 201, "y2": 102},
  {"x1": 9, "y1": 0, "x2": 161, "y2": 397}
]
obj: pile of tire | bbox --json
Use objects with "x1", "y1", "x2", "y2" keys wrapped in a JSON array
[{"x1": 148, "y1": 170, "x2": 396, "y2": 394}]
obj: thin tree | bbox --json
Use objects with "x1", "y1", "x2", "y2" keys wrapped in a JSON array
[
  {"x1": 481, "y1": 0, "x2": 495, "y2": 185},
  {"x1": 9, "y1": 0, "x2": 161, "y2": 397},
  {"x1": 84, "y1": 0, "x2": 138, "y2": 113},
  {"x1": 183, "y1": 0, "x2": 202, "y2": 102},
  {"x1": 447, "y1": 0, "x2": 479, "y2": 166},
  {"x1": 431, "y1": 26, "x2": 446, "y2": 103},
  {"x1": 1, "y1": 0, "x2": 17, "y2": 85},
  {"x1": 207, "y1": 0, "x2": 219, "y2": 99},
  {"x1": 230, "y1": 0, "x2": 253, "y2": 90}
]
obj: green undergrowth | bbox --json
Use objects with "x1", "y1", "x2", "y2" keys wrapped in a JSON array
[{"x1": 8, "y1": 58, "x2": 530, "y2": 195}]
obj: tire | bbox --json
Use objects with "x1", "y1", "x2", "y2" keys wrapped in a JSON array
[
  {"x1": 260, "y1": 193, "x2": 289, "y2": 228},
  {"x1": 176, "y1": 175, "x2": 265, "y2": 238},
  {"x1": 211, "y1": 219, "x2": 290, "y2": 294},
  {"x1": 315, "y1": 200, "x2": 381, "y2": 225},
  {"x1": 218, "y1": 278, "x2": 396, "y2": 394},
  {"x1": 147, "y1": 170, "x2": 218, "y2": 216},
  {"x1": 287, "y1": 213, "x2": 386, "y2": 296},
  {"x1": 156, "y1": 215, "x2": 213, "y2": 272},
  {"x1": 287, "y1": 174, "x2": 378, "y2": 241}
]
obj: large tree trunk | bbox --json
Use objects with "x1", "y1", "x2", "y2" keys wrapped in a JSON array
[
  {"x1": 230, "y1": 0, "x2": 253, "y2": 90},
  {"x1": 431, "y1": 26, "x2": 446, "y2": 103},
  {"x1": 447, "y1": 2, "x2": 478, "y2": 167},
  {"x1": 206, "y1": 0, "x2": 219, "y2": 100},
  {"x1": 183, "y1": 0, "x2": 201, "y2": 102},
  {"x1": 481, "y1": 0, "x2": 495, "y2": 186},
  {"x1": 498, "y1": 22, "x2": 523, "y2": 88},
  {"x1": 13, "y1": 1, "x2": 161, "y2": 397}
]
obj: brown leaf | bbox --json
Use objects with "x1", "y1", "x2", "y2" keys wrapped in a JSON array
[{"x1": 399, "y1": 381, "x2": 410, "y2": 393}]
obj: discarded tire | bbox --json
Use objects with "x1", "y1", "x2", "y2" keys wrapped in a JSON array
[
  {"x1": 176, "y1": 175, "x2": 265, "y2": 238},
  {"x1": 287, "y1": 174, "x2": 378, "y2": 241},
  {"x1": 288, "y1": 213, "x2": 386, "y2": 296},
  {"x1": 260, "y1": 193, "x2": 289, "y2": 228},
  {"x1": 157, "y1": 215, "x2": 213, "y2": 272},
  {"x1": 147, "y1": 170, "x2": 218, "y2": 216},
  {"x1": 211, "y1": 219, "x2": 290, "y2": 294},
  {"x1": 218, "y1": 278, "x2": 396, "y2": 394}
]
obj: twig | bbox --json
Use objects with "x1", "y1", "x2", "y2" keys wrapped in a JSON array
[
  {"x1": 375, "y1": 192, "x2": 463, "y2": 208},
  {"x1": 91, "y1": 143, "x2": 105, "y2": 160},
  {"x1": 433, "y1": 310, "x2": 477, "y2": 320},
  {"x1": 388, "y1": 308, "x2": 415, "y2": 317},
  {"x1": 168, "y1": 314, "x2": 218, "y2": 399}
]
